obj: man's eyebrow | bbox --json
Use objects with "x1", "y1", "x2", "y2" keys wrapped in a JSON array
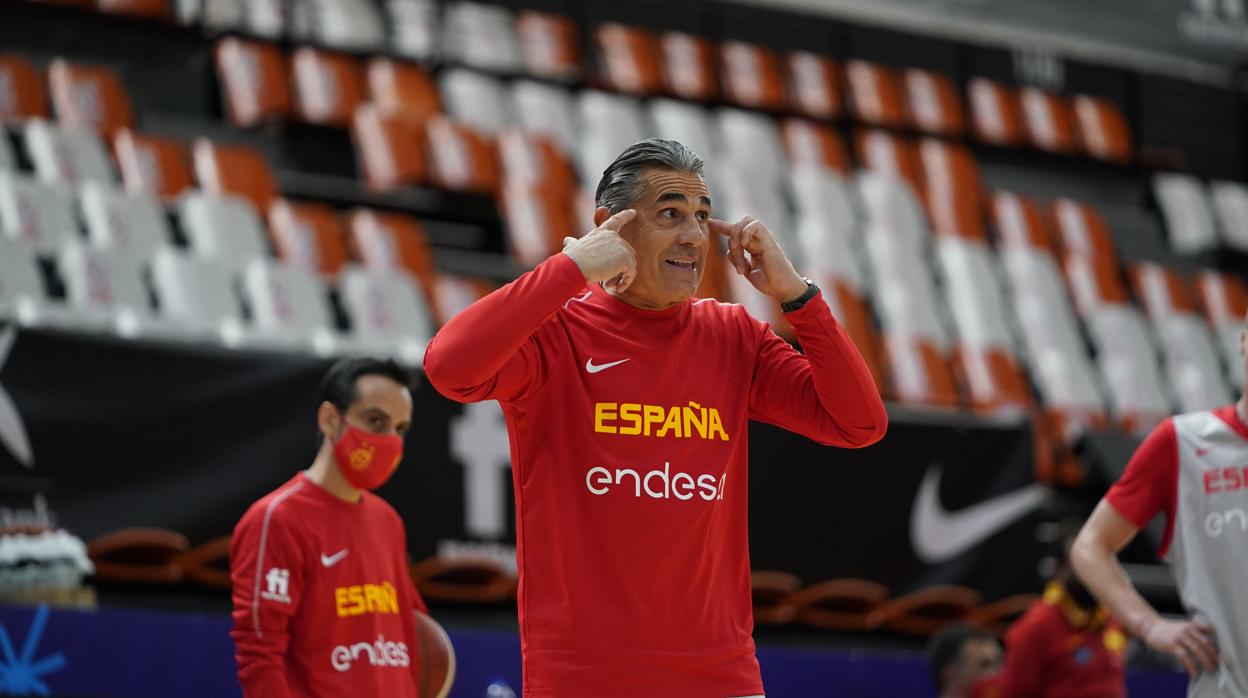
[
  {"x1": 360, "y1": 406, "x2": 391, "y2": 418},
  {"x1": 698, "y1": 195, "x2": 712, "y2": 207},
  {"x1": 655, "y1": 191, "x2": 688, "y2": 205}
]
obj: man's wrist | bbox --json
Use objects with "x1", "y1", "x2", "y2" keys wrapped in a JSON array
[{"x1": 775, "y1": 274, "x2": 811, "y2": 304}]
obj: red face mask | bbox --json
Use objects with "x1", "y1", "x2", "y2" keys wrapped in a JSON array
[{"x1": 332, "y1": 423, "x2": 404, "y2": 491}]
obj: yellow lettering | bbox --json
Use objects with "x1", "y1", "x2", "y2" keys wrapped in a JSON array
[
  {"x1": 382, "y1": 582, "x2": 398, "y2": 614},
  {"x1": 656, "y1": 405, "x2": 683, "y2": 438},
  {"x1": 708, "y1": 408, "x2": 729, "y2": 441},
  {"x1": 364, "y1": 584, "x2": 382, "y2": 614},
  {"x1": 619, "y1": 403, "x2": 642, "y2": 435},
  {"x1": 643, "y1": 405, "x2": 665, "y2": 435},
  {"x1": 347, "y1": 586, "x2": 365, "y2": 616},
  {"x1": 683, "y1": 402, "x2": 706, "y2": 439},
  {"x1": 335, "y1": 587, "x2": 349, "y2": 617},
  {"x1": 594, "y1": 402, "x2": 617, "y2": 433}
]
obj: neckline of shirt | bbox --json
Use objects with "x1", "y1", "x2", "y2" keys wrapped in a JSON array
[
  {"x1": 1214, "y1": 403, "x2": 1248, "y2": 442},
  {"x1": 588, "y1": 282, "x2": 691, "y2": 320},
  {"x1": 296, "y1": 471, "x2": 369, "y2": 512}
]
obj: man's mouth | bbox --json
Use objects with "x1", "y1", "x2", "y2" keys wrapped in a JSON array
[{"x1": 665, "y1": 258, "x2": 697, "y2": 271}]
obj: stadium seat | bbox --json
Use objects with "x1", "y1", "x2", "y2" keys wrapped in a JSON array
[
  {"x1": 347, "y1": 207, "x2": 439, "y2": 298},
  {"x1": 176, "y1": 192, "x2": 270, "y2": 268},
  {"x1": 967, "y1": 78, "x2": 1025, "y2": 147},
  {"x1": 1019, "y1": 87, "x2": 1076, "y2": 154},
  {"x1": 845, "y1": 60, "x2": 906, "y2": 129},
  {"x1": 240, "y1": 258, "x2": 339, "y2": 352},
  {"x1": 0, "y1": 237, "x2": 46, "y2": 324},
  {"x1": 501, "y1": 179, "x2": 572, "y2": 268},
  {"x1": 1132, "y1": 263, "x2": 1233, "y2": 412},
  {"x1": 856, "y1": 169, "x2": 928, "y2": 247},
  {"x1": 304, "y1": 0, "x2": 386, "y2": 51},
  {"x1": 990, "y1": 191, "x2": 1107, "y2": 434},
  {"x1": 351, "y1": 104, "x2": 427, "y2": 191},
  {"x1": 192, "y1": 138, "x2": 279, "y2": 213},
  {"x1": 1209, "y1": 179, "x2": 1248, "y2": 252},
  {"x1": 1071, "y1": 95, "x2": 1132, "y2": 163},
  {"x1": 0, "y1": 54, "x2": 48, "y2": 123},
  {"x1": 267, "y1": 199, "x2": 351, "y2": 276},
  {"x1": 424, "y1": 116, "x2": 499, "y2": 194},
  {"x1": 47, "y1": 59, "x2": 134, "y2": 136},
  {"x1": 1049, "y1": 198, "x2": 1119, "y2": 267},
  {"x1": 86, "y1": 528, "x2": 188, "y2": 585},
  {"x1": 365, "y1": 59, "x2": 441, "y2": 121},
  {"x1": 442, "y1": 1, "x2": 521, "y2": 72},
  {"x1": 647, "y1": 99, "x2": 716, "y2": 168},
  {"x1": 576, "y1": 91, "x2": 645, "y2": 188},
  {"x1": 595, "y1": 23, "x2": 662, "y2": 96},
  {"x1": 24, "y1": 119, "x2": 116, "y2": 185},
  {"x1": 339, "y1": 264, "x2": 434, "y2": 364},
  {"x1": 854, "y1": 129, "x2": 922, "y2": 193},
  {"x1": 1196, "y1": 270, "x2": 1248, "y2": 386},
  {"x1": 872, "y1": 585, "x2": 981, "y2": 637},
  {"x1": 0, "y1": 135, "x2": 11, "y2": 172},
  {"x1": 387, "y1": 0, "x2": 439, "y2": 61},
  {"x1": 515, "y1": 10, "x2": 581, "y2": 82},
  {"x1": 97, "y1": 0, "x2": 171, "y2": 19},
  {"x1": 917, "y1": 138, "x2": 982, "y2": 240},
  {"x1": 112, "y1": 129, "x2": 193, "y2": 201},
  {"x1": 903, "y1": 69, "x2": 964, "y2": 136},
  {"x1": 0, "y1": 172, "x2": 79, "y2": 253},
  {"x1": 716, "y1": 108, "x2": 786, "y2": 183},
  {"x1": 435, "y1": 275, "x2": 496, "y2": 324},
  {"x1": 780, "y1": 119, "x2": 850, "y2": 174},
  {"x1": 214, "y1": 37, "x2": 292, "y2": 128},
  {"x1": 659, "y1": 31, "x2": 718, "y2": 102},
  {"x1": 150, "y1": 246, "x2": 243, "y2": 339},
  {"x1": 496, "y1": 129, "x2": 575, "y2": 197},
  {"x1": 438, "y1": 68, "x2": 511, "y2": 135},
  {"x1": 78, "y1": 182, "x2": 170, "y2": 258},
  {"x1": 290, "y1": 48, "x2": 364, "y2": 128},
  {"x1": 786, "y1": 51, "x2": 840, "y2": 120},
  {"x1": 719, "y1": 40, "x2": 788, "y2": 112},
  {"x1": 56, "y1": 239, "x2": 152, "y2": 336},
  {"x1": 510, "y1": 80, "x2": 578, "y2": 155},
  {"x1": 1153, "y1": 172, "x2": 1219, "y2": 254},
  {"x1": 790, "y1": 579, "x2": 889, "y2": 632},
  {"x1": 171, "y1": 0, "x2": 243, "y2": 29}
]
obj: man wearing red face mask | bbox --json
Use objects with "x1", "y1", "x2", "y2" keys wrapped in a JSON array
[{"x1": 230, "y1": 357, "x2": 426, "y2": 697}]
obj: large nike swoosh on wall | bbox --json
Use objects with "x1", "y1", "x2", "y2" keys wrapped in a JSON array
[
  {"x1": 910, "y1": 463, "x2": 1048, "y2": 564},
  {"x1": 0, "y1": 327, "x2": 33, "y2": 468}
]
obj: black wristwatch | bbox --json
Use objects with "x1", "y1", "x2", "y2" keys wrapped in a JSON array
[{"x1": 780, "y1": 278, "x2": 819, "y2": 313}]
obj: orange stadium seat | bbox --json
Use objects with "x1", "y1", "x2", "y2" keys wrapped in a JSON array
[
  {"x1": 952, "y1": 342, "x2": 1032, "y2": 413},
  {"x1": 96, "y1": 0, "x2": 170, "y2": 19},
  {"x1": 0, "y1": 54, "x2": 49, "y2": 123},
  {"x1": 854, "y1": 129, "x2": 922, "y2": 192},
  {"x1": 515, "y1": 11, "x2": 581, "y2": 82},
  {"x1": 365, "y1": 58, "x2": 441, "y2": 121},
  {"x1": 781, "y1": 118, "x2": 850, "y2": 174},
  {"x1": 424, "y1": 116, "x2": 499, "y2": 194},
  {"x1": 290, "y1": 47, "x2": 365, "y2": 127},
  {"x1": 791, "y1": 579, "x2": 889, "y2": 632},
  {"x1": 967, "y1": 78, "x2": 1025, "y2": 147},
  {"x1": 845, "y1": 60, "x2": 906, "y2": 128},
  {"x1": 719, "y1": 40, "x2": 788, "y2": 112},
  {"x1": 825, "y1": 280, "x2": 889, "y2": 396},
  {"x1": 214, "y1": 37, "x2": 292, "y2": 127},
  {"x1": 659, "y1": 31, "x2": 718, "y2": 102},
  {"x1": 595, "y1": 23, "x2": 662, "y2": 96},
  {"x1": 347, "y1": 208, "x2": 442, "y2": 318},
  {"x1": 112, "y1": 129, "x2": 193, "y2": 200},
  {"x1": 917, "y1": 138, "x2": 982, "y2": 239},
  {"x1": 47, "y1": 59, "x2": 134, "y2": 136},
  {"x1": 350, "y1": 104, "x2": 427, "y2": 190},
  {"x1": 786, "y1": 51, "x2": 841, "y2": 120},
  {"x1": 1020, "y1": 87, "x2": 1076, "y2": 154},
  {"x1": 1071, "y1": 95, "x2": 1132, "y2": 163},
  {"x1": 496, "y1": 129, "x2": 576, "y2": 197},
  {"x1": 192, "y1": 138, "x2": 280, "y2": 213},
  {"x1": 501, "y1": 180, "x2": 573, "y2": 267},
  {"x1": 903, "y1": 68, "x2": 964, "y2": 136},
  {"x1": 881, "y1": 331, "x2": 962, "y2": 408},
  {"x1": 267, "y1": 199, "x2": 351, "y2": 276},
  {"x1": 1196, "y1": 270, "x2": 1248, "y2": 386},
  {"x1": 1049, "y1": 198, "x2": 1119, "y2": 267}
]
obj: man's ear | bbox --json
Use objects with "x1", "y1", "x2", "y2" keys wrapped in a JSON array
[
  {"x1": 593, "y1": 206, "x2": 611, "y2": 228},
  {"x1": 316, "y1": 402, "x2": 341, "y2": 440}
]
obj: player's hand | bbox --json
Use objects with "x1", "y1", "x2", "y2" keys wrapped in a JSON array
[
  {"x1": 709, "y1": 216, "x2": 807, "y2": 303},
  {"x1": 563, "y1": 209, "x2": 638, "y2": 293},
  {"x1": 1143, "y1": 618, "x2": 1219, "y2": 675}
]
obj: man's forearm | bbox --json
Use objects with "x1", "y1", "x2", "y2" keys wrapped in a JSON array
[{"x1": 1071, "y1": 537, "x2": 1161, "y2": 637}]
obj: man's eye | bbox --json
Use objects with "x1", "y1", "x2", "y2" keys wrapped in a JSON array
[
  {"x1": 696, "y1": 211, "x2": 709, "y2": 222},
  {"x1": 660, "y1": 209, "x2": 678, "y2": 219}
]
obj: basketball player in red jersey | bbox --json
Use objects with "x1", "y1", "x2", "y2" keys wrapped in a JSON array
[
  {"x1": 424, "y1": 139, "x2": 888, "y2": 697},
  {"x1": 231, "y1": 357, "x2": 429, "y2": 697}
]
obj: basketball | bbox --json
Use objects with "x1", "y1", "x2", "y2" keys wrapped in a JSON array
[{"x1": 412, "y1": 609, "x2": 456, "y2": 698}]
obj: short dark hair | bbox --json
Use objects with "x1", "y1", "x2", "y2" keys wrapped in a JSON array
[
  {"x1": 318, "y1": 356, "x2": 412, "y2": 412},
  {"x1": 926, "y1": 624, "x2": 994, "y2": 688},
  {"x1": 594, "y1": 138, "x2": 704, "y2": 214}
]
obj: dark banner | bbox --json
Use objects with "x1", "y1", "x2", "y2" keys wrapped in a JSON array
[{"x1": 0, "y1": 326, "x2": 1043, "y2": 599}]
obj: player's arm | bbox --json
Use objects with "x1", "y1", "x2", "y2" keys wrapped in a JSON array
[
  {"x1": 230, "y1": 509, "x2": 306, "y2": 698},
  {"x1": 1070, "y1": 419, "x2": 1218, "y2": 676},
  {"x1": 423, "y1": 209, "x2": 637, "y2": 403},
  {"x1": 711, "y1": 216, "x2": 887, "y2": 448}
]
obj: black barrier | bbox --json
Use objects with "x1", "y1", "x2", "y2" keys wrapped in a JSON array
[{"x1": 0, "y1": 327, "x2": 1044, "y2": 599}]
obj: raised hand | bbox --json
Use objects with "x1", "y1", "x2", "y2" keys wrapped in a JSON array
[
  {"x1": 709, "y1": 216, "x2": 808, "y2": 303},
  {"x1": 563, "y1": 209, "x2": 638, "y2": 293}
]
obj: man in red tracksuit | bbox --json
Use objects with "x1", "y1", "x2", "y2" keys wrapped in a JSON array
[
  {"x1": 230, "y1": 357, "x2": 428, "y2": 697},
  {"x1": 424, "y1": 139, "x2": 889, "y2": 696}
]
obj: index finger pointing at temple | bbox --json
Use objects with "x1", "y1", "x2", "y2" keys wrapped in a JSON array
[{"x1": 597, "y1": 209, "x2": 637, "y2": 232}]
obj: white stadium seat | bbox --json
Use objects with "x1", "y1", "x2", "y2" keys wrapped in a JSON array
[
  {"x1": 79, "y1": 182, "x2": 170, "y2": 258},
  {"x1": 150, "y1": 246, "x2": 243, "y2": 341},
  {"x1": 240, "y1": 258, "x2": 342, "y2": 354},
  {"x1": 715, "y1": 108, "x2": 784, "y2": 183},
  {"x1": 647, "y1": 99, "x2": 717, "y2": 167},
  {"x1": 56, "y1": 239, "x2": 152, "y2": 337},
  {"x1": 510, "y1": 80, "x2": 578, "y2": 155},
  {"x1": 1153, "y1": 172, "x2": 1219, "y2": 254},
  {"x1": 0, "y1": 133, "x2": 14, "y2": 171},
  {"x1": 0, "y1": 172, "x2": 78, "y2": 254},
  {"x1": 442, "y1": 1, "x2": 520, "y2": 72},
  {"x1": 23, "y1": 119, "x2": 115, "y2": 186},
  {"x1": 339, "y1": 264, "x2": 434, "y2": 365},
  {"x1": 576, "y1": 91, "x2": 645, "y2": 188},
  {"x1": 1209, "y1": 179, "x2": 1248, "y2": 252},
  {"x1": 0, "y1": 237, "x2": 45, "y2": 325},
  {"x1": 177, "y1": 192, "x2": 270, "y2": 268},
  {"x1": 387, "y1": 0, "x2": 440, "y2": 60},
  {"x1": 439, "y1": 69, "x2": 511, "y2": 136}
]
